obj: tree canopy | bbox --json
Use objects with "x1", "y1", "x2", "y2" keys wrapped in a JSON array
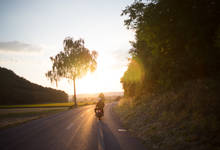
[
  {"x1": 121, "y1": 0, "x2": 220, "y2": 96},
  {"x1": 46, "y1": 37, "x2": 97, "y2": 83}
]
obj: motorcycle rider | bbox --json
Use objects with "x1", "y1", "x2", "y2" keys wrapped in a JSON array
[{"x1": 95, "y1": 93, "x2": 105, "y2": 115}]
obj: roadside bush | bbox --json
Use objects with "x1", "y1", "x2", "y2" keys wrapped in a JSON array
[{"x1": 115, "y1": 79, "x2": 220, "y2": 150}]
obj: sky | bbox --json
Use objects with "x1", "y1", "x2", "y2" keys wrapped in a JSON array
[{"x1": 0, "y1": 0, "x2": 134, "y2": 95}]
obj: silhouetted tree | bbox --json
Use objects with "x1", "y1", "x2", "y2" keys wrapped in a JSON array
[{"x1": 46, "y1": 37, "x2": 98, "y2": 106}]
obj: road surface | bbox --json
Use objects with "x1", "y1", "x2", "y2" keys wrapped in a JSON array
[{"x1": 0, "y1": 103, "x2": 147, "y2": 150}]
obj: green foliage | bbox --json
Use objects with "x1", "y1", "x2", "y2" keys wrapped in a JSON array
[
  {"x1": 121, "y1": 0, "x2": 220, "y2": 96},
  {"x1": 46, "y1": 37, "x2": 98, "y2": 84},
  {"x1": 0, "y1": 67, "x2": 68, "y2": 105},
  {"x1": 121, "y1": 58, "x2": 145, "y2": 97}
]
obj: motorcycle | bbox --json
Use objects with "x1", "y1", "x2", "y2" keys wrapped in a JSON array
[{"x1": 95, "y1": 107, "x2": 103, "y2": 120}]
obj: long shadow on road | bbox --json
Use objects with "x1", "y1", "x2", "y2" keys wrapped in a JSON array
[{"x1": 97, "y1": 120, "x2": 122, "y2": 150}]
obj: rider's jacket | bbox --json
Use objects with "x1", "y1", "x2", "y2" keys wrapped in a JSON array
[{"x1": 96, "y1": 100, "x2": 105, "y2": 109}]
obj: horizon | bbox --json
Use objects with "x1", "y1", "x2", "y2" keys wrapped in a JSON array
[
  {"x1": 1, "y1": 65, "x2": 123, "y2": 96},
  {"x1": 76, "y1": 91, "x2": 124, "y2": 96}
]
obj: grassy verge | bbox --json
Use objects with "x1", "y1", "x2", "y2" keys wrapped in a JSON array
[
  {"x1": 114, "y1": 79, "x2": 220, "y2": 150},
  {"x1": 0, "y1": 108, "x2": 66, "y2": 119},
  {"x1": 0, "y1": 108, "x2": 67, "y2": 130},
  {"x1": 0, "y1": 101, "x2": 95, "y2": 130},
  {"x1": 0, "y1": 101, "x2": 95, "y2": 108},
  {"x1": 0, "y1": 102, "x2": 74, "y2": 108}
]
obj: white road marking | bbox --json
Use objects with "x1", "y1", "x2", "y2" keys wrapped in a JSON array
[{"x1": 118, "y1": 129, "x2": 127, "y2": 132}]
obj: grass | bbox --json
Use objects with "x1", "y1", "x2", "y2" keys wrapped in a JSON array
[
  {"x1": 0, "y1": 109, "x2": 66, "y2": 119},
  {"x1": 0, "y1": 101, "x2": 95, "y2": 108},
  {"x1": 0, "y1": 101, "x2": 96, "y2": 129},
  {"x1": 0, "y1": 102, "x2": 74, "y2": 108},
  {"x1": 0, "y1": 108, "x2": 67, "y2": 130},
  {"x1": 114, "y1": 79, "x2": 220, "y2": 150}
]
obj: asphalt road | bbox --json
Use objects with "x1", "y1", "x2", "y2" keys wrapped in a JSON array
[{"x1": 0, "y1": 103, "x2": 147, "y2": 150}]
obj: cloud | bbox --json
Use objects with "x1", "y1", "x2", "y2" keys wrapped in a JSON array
[{"x1": 0, "y1": 41, "x2": 42, "y2": 53}]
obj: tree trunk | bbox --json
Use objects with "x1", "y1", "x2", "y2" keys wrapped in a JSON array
[{"x1": 73, "y1": 78, "x2": 77, "y2": 107}]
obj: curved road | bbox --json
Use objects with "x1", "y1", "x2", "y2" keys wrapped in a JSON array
[{"x1": 0, "y1": 103, "x2": 147, "y2": 150}]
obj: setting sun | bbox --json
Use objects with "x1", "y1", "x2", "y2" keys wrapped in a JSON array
[{"x1": 56, "y1": 51, "x2": 129, "y2": 95}]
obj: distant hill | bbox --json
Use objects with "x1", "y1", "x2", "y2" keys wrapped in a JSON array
[{"x1": 0, "y1": 67, "x2": 68, "y2": 105}]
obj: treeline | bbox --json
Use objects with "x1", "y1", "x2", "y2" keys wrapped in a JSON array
[
  {"x1": 121, "y1": 0, "x2": 220, "y2": 97},
  {"x1": 0, "y1": 67, "x2": 68, "y2": 105}
]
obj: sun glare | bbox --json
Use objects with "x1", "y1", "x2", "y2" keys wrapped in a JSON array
[{"x1": 56, "y1": 52, "x2": 127, "y2": 95}]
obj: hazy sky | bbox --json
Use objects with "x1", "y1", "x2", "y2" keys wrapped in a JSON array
[{"x1": 0, "y1": 0, "x2": 134, "y2": 95}]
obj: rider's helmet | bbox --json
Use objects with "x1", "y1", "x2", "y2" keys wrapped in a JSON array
[
  {"x1": 98, "y1": 97, "x2": 102, "y2": 101},
  {"x1": 98, "y1": 93, "x2": 105, "y2": 100}
]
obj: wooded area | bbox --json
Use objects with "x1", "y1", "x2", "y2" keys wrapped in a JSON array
[{"x1": 121, "y1": 0, "x2": 220, "y2": 96}]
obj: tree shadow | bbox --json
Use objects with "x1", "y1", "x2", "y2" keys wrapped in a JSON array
[{"x1": 97, "y1": 120, "x2": 122, "y2": 150}]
